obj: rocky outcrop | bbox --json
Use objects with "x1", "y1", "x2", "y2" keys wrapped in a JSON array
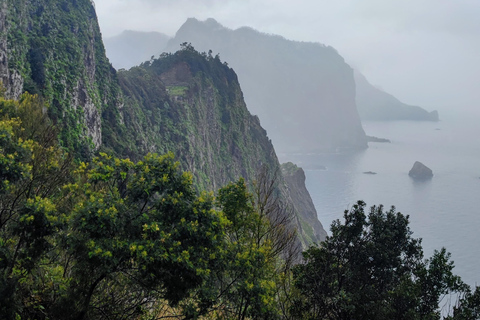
[
  {"x1": 0, "y1": 1, "x2": 23, "y2": 100},
  {"x1": 282, "y1": 163, "x2": 327, "y2": 245},
  {"x1": 355, "y1": 70, "x2": 439, "y2": 121},
  {"x1": 409, "y1": 161, "x2": 433, "y2": 180},
  {"x1": 164, "y1": 18, "x2": 367, "y2": 154}
]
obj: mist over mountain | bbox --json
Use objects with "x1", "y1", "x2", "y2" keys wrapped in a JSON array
[
  {"x1": 355, "y1": 70, "x2": 439, "y2": 121},
  {"x1": 0, "y1": 0, "x2": 326, "y2": 248},
  {"x1": 164, "y1": 18, "x2": 367, "y2": 154},
  {"x1": 104, "y1": 30, "x2": 170, "y2": 70}
]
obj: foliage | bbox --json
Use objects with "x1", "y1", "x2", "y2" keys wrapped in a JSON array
[
  {"x1": 446, "y1": 286, "x2": 480, "y2": 320},
  {"x1": 6, "y1": 0, "x2": 122, "y2": 157},
  {"x1": 0, "y1": 93, "x2": 72, "y2": 319},
  {"x1": 291, "y1": 201, "x2": 468, "y2": 320},
  {"x1": 0, "y1": 93, "x2": 478, "y2": 320},
  {"x1": 116, "y1": 44, "x2": 275, "y2": 193}
]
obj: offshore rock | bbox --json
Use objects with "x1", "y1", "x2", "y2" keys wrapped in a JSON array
[{"x1": 409, "y1": 161, "x2": 433, "y2": 180}]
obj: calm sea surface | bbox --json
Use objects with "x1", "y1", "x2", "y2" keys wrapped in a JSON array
[{"x1": 280, "y1": 114, "x2": 480, "y2": 287}]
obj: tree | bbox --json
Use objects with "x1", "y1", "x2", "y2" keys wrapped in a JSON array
[
  {"x1": 185, "y1": 165, "x2": 300, "y2": 320},
  {"x1": 291, "y1": 201, "x2": 467, "y2": 320},
  {"x1": 51, "y1": 152, "x2": 229, "y2": 320},
  {"x1": 445, "y1": 286, "x2": 480, "y2": 320},
  {"x1": 0, "y1": 93, "x2": 72, "y2": 319}
]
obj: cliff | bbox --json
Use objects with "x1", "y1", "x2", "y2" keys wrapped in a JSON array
[
  {"x1": 164, "y1": 18, "x2": 368, "y2": 154},
  {"x1": 282, "y1": 163, "x2": 327, "y2": 244},
  {"x1": 115, "y1": 46, "x2": 327, "y2": 245},
  {"x1": 2, "y1": 3, "x2": 326, "y2": 246},
  {"x1": 1, "y1": 0, "x2": 122, "y2": 156},
  {"x1": 104, "y1": 30, "x2": 170, "y2": 70},
  {"x1": 115, "y1": 47, "x2": 277, "y2": 191},
  {"x1": 355, "y1": 70, "x2": 439, "y2": 121}
]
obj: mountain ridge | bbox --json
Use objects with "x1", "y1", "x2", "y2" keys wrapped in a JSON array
[
  {"x1": 355, "y1": 70, "x2": 439, "y2": 121},
  {"x1": 164, "y1": 18, "x2": 368, "y2": 154}
]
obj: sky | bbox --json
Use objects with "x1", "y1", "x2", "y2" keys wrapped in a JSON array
[{"x1": 94, "y1": 0, "x2": 480, "y2": 115}]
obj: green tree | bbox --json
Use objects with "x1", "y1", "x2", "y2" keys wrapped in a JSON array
[
  {"x1": 49, "y1": 152, "x2": 228, "y2": 320},
  {"x1": 187, "y1": 166, "x2": 299, "y2": 320},
  {"x1": 0, "y1": 93, "x2": 72, "y2": 319},
  {"x1": 291, "y1": 201, "x2": 467, "y2": 320},
  {"x1": 446, "y1": 287, "x2": 480, "y2": 320}
]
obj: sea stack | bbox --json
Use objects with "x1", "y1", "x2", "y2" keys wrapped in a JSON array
[{"x1": 409, "y1": 161, "x2": 433, "y2": 180}]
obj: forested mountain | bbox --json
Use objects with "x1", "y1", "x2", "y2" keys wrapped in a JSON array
[
  {"x1": 355, "y1": 70, "x2": 439, "y2": 121},
  {"x1": 104, "y1": 30, "x2": 171, "y2": 70},
  {"x1": 1, "y1": 1, "x2": 475, "y2": 319},
  {"x1": 0, "y1": 1, "x2": 325, "y2": 248},
  {"x1": 164, "y1": 18, "x2": 368, "y2": 154}
]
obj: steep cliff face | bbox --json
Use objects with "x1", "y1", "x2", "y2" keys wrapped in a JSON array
[
  {"x1": 0, "y1": 1, "x2": 23, "y2": 100},
  {"x1": 2, "y1": 3, "x2": 326, "y2": 246},
  {"x1": 116, "y1": 48, "x2": 276, "y2": 191},
  {"x1": 2, "y1": 0, "x2": 122, "y2": 155},
  {"x1": 355, "y1": 70, "x2": 439, "y2": 121},
  {"x1": 115, "y1": 47, "x2": 326, "y2": 245},
  {"x1": 165, "y1": 18, "x2": 367, "y2": 154},
  {"x1": 282, "y1": 163, "x2": 327, "y2": 244}
]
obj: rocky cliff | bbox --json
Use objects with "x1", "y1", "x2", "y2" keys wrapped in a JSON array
[
  {"x1": 1, "y1": 0, "x2": 122, "y2": 156},
  {"x1": 115, "y1": 47, "x2": 277, "y2": 191},
  {"x1": 355, "y1": 70, "x2": 439, "y2": 121},
  {"x1": 165, "y1": 18, "x2": 368, "y2": 154},
  {"x1": 115, "y1": 46, "x2": 326, "y2": 245},
  {"x1": 282, "y1": 163, "x2": 327, "y2": 244},
  {"x1": 2, "y1": 2, "x2": 326, "y2": 246}
]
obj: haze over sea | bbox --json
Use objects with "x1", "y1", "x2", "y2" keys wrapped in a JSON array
[{"x1": 280, "y1": 112, "x2": 480, "y2": 287}]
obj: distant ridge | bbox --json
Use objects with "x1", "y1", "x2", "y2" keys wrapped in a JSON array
[
  {"x1": 355, "y1": 70, "x2": 439, "y2": 121},
  {"x1": 104, "y1": 30, "x2": 170, "y2": 70},
  {"x1": 164, "y1": 18, "x2": 368, "y2": 154}
]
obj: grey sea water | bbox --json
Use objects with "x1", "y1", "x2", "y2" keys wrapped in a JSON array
[{"x1": 280, "y1": 113, "x2": 480, "y2": 287}]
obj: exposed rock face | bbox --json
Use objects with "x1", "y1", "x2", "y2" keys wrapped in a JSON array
[
  {"x1": 409, "y1": 161, "x2": 433, "y2": 180},
  {"x1": 355, "y1": 70, "x2": 439, "y2": 121},
  {"x1": 0, "y1": 1, "x2": 23, "y2": 100},
  {"x1": 281, "y1": 163, "x2": 327, "y2": 245},
  {"x1": 165, "y1": 18, "x2": 368, "y2": 154},
  {"x1": 3, "y1": 0, "x2": 122, "y2": 154},
  {"x1": 104, "y1": 30, "x2": 171, "y2": 70}
]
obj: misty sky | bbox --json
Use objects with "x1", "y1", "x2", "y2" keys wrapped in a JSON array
[{"x1": 95, "y1": 0, "x2": 480, "y2": 115}]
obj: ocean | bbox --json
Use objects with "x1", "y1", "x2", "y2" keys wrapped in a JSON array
[{"x1": 279, "y1": 113, "x2": 480, "y2": 288}]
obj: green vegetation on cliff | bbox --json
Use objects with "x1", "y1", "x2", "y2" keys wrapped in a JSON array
[
  {"x1": 111, "y1": 43, "x2": 275, "y2": 191},
  {"x1": 3, "y1": 0, "x2": 122, "y2": 156},
  {"x1": 0, "y1": 94, "x2": 297, "y2": 319}
]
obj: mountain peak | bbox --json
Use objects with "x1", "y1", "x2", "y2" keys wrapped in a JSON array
[{"x1": 179, "y1": 17, "x2": 227, "y2": 34}]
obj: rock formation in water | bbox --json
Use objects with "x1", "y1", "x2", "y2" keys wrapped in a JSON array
[
  {"x1": 164, "y1": 18, "x2": 368, "y2": 154},
  {"x1": 104, "y1": 30, "x2": 171, "y2": 70},
  {"x1": 409, "y1": 161, "x2": 433, "y2": 180},
  {"x1": 355, "y1": 70, "x2": 439, "y2": 121}
]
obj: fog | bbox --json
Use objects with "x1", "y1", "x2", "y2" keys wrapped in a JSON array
[{"x1": 95, "y1": 0, "x2": 480, "y2": 116}]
